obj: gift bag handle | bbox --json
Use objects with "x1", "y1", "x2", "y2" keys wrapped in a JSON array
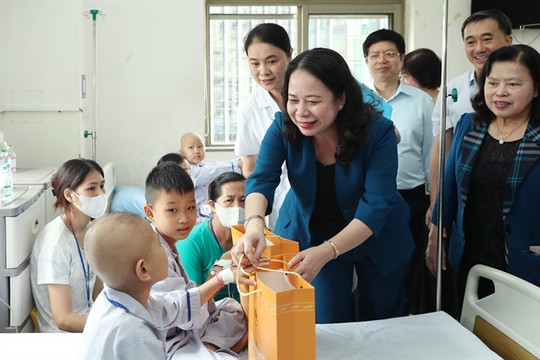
[{"x1": 236, "y1": 254, "x2": 303, "y2": 297}]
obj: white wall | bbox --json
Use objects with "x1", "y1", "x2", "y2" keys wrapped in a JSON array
[
  {"x1": 0, "y1": 2, "x2": 82, "y2": 168},
  {"x1": 1, "y1": 0, "x2": 539, "y2": 186},
  {"x1": 0, "y1": 0, "x2": 206, "y2": 186},
  {"x1": 86, "y1": 1, "x2": 207, "y2": 185},
  {"x1": 405, "y1": 0, "x2": 472, "y2": 80}
]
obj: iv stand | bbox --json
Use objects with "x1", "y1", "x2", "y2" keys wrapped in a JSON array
[
  {"x1": 83, "y1": 9, "x2": 105, "y2": 161},
  {"x1": 435, "y1": 0, "x2": 458, "y2": 311}
]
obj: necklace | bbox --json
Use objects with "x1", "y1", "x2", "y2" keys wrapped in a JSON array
[{"x1": 495, "y1": 119, "x2": 527, "y2": 144}]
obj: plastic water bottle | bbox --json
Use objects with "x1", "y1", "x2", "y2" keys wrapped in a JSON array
[
  {"x1": 0, "y1": 131, "x2": 9, "y2": 154},
  {"x1": 0, "y1": 132, "x2": 10, "y2": 179},
  {"x1": 7, "y1": 145, "x2": 16, "y2": 173},
  {"x1": 0, "y1": 162, "x2": 13, "y2": 204},
  {"x1": 0, "y1": 149, "x2": 7, "y2": 166}
]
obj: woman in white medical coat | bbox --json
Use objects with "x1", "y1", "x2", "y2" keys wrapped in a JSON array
[{"x1": 235, "y1": 23, "x2": 293, "y2": 230}]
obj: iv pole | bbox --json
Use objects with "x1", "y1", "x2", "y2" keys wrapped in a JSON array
[
  {"x1": 83, "y1": 9, "x2": 105, "y2": 161},
  {"x1": 435, "y1": 0, "x2": 458, "y2": 311}
]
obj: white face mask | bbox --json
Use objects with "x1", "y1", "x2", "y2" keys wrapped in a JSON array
[
  {"x1": 214, "y1": 202, "x2": 245, "y2": 228},
  {"x1": 71, "y1": 191, "x2": 108, "y2": 218}
]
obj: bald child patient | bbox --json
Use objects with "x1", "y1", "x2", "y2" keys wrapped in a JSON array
[
  {"x1": 80, "y1": 212, "x2": 197, "y2": 359},
  {"x1": 180, "y1": 132, "x2": 242, "y2": 223}
]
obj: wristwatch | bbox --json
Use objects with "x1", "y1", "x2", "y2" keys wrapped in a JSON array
[{"x1": 209, "y1": 266, "x2": 221, "y2": 277}]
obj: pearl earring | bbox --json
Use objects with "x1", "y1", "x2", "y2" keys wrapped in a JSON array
[{"x1": 339, "y1": 105, "x2": 343, "y2": 110}]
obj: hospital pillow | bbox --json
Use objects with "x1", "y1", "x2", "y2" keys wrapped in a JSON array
[{"x1": 109, "y1": 185, "x2": 146, "y2": 218}]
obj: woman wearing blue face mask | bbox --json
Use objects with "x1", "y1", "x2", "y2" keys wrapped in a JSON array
[
  {"x1": 30, "y1": 158, "x2": 106, "y2": 332},
  {"x1": 176, "y1": 172, "x2": 245, "y2": 301}
]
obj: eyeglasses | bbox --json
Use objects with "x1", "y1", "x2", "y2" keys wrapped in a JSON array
[{"x1": 367, "y1": 51, "x2": 400, "y2": 61}]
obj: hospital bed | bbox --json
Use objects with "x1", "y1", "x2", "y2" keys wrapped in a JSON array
[
  {"x1": 0, "y1": 311, "x2": 500, "y2": 359},
  {"x1": 461, "y1": 264, "x2": 540, "y2": 359}
]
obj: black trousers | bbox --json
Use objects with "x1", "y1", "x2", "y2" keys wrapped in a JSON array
[{"x1": 399, "y1": 184, "x2": 434, "y2": 315}]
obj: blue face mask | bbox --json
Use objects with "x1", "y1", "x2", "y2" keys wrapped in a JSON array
[{"x1": 71, "y1": 191, "x2": 108, "y2": 218}]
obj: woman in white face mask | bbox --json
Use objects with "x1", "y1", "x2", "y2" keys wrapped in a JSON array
[
  {"x1": 176, "y1": 171, "x2": 245, "y2": 301},
  {"x1": 30, "y1": 158, "x2": 106, "y2": 333}
]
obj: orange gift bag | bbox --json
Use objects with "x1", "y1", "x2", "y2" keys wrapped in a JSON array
[
  {"x1": 231, "y1": 225, "x2": 316, "y2": 360},
  {"x1": 231, "y1": 225, "x2": 300, "y2": 257}
]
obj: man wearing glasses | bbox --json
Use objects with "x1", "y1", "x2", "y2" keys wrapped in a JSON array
[{"x1": 363, "y1": 29, "x2": 434, "y2": 315}]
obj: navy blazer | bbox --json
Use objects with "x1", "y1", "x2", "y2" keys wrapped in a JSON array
[
  {"x1": 246, "y1": 111, "x2": 414, "y2": 275},
  {"x1": 435, "y1": 113, "x2": 540, "y2": 286}
]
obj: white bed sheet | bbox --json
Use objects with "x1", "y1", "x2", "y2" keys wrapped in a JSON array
[
  {"x1": 0, "y1": 332, "x2": 82, "y2": 360},
  {"x1": 314, "y1": 311, "x2": 501, "y2": 359},
  {"x1": 0, "y1": 312, "x2": 500, "y2": 359}
]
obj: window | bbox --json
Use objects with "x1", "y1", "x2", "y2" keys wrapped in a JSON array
[
  {"x1": 207, "y1": 6, "x2": 297, "y2": 145},
  {"x1": 308, "y1": 15, "x2": 390, "y2": 84},
  {"x1": 207, "y1": 1, "x2": 403, "y2": 146}
]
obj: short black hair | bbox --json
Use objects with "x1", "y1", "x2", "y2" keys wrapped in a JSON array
[
  {"x1": 461, "y1": 9, "x2": 512, "y2": 39},
  {"x1": 244, "y1": 23, "x2": 292, "y2": 55},
  {"x1": 362, "y1": 29, "x2": 405, "y2": 57},
  {"x1": 208, "y1": 172, "x2": 245, "y2": 202},
  {"x1": 144, "y1": 162, "x2": 194, "y2": 205},
  {"x1": 157, "y1": 152, "x2": 187, "y2": 166},
  {"x1": 402, "y1": 48, "x2": 441, "y2": 90}
]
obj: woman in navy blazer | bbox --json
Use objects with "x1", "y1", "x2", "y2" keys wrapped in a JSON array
[
  {"x1": 427, "y1": 45, "x2": 540, "y2": 310},
  {"x1": 231, "y1": 48, "x2": 414, "y2": 323}
]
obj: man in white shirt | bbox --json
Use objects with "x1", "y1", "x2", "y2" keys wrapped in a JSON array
[
  {"x1": 363, "y1": 29, "x2": 433, "y2": 315},
  {"x1": 428, "y1": 10, "x2": 513, "y2": 224}
]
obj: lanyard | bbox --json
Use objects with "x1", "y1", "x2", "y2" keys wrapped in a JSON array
[
  {"x1": 209, "y1": 218, "x2": 224, "y2": 251},
  {"x1": 104, "y1": 291, "x2": 128, "y2": 312},
  {"x1": 69, "y1": 223, "x2": 91, "y2": 309},
  {"x1": 104, "y1": 291, "x2": 168, "y2": 334},
  {"x1": 208, "y1": 218, "x2": 235, "y2": 298}
]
